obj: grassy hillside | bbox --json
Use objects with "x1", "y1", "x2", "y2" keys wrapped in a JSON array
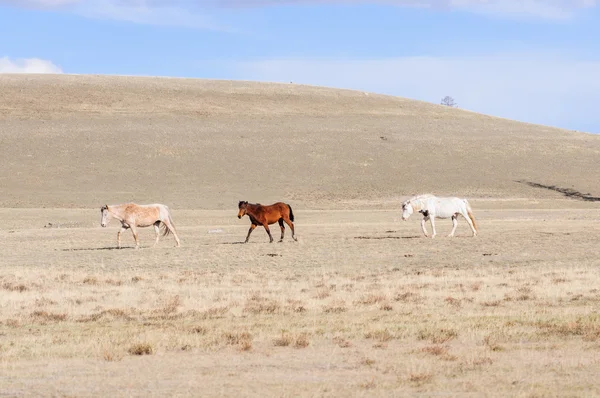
[{"x1": 1, "y1": 74, "x2": 599, "y2": 209}]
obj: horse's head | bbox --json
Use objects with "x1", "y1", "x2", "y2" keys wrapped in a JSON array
[
  {"x1": 100, "y1": 205, "x2": 110, "y2": 227},
  {"x1": 237, "y1": 201, "x2": 249, "y2": 219},
  {"x1": 401, "y1": 201, "x2": 414, "y2": 220}
]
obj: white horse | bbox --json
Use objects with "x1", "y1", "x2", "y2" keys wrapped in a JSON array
[
  {"x1": 401, "y1": 194, "x2": 478, "y2": 238},
  {"x1": 100, "y1": 203, "x2": 181, "y2": 248}
]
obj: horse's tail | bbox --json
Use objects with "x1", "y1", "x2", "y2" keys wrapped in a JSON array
[
  {"x1": 287, "y1": 204, "x2": 295, "y2": 222},
  {"x1": 161, "y1": 206, "x2": 177, "y2": 237},
  {"x1": 160, "y1": 221, "x2": 171, "y2": 237},
  {"x1": 464, "y1": 199, "x2": 478, "y2": 232}
]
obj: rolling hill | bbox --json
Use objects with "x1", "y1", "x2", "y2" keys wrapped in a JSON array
[{"x1": 1, "y1": 73, "x2": 599, "y2": 209}]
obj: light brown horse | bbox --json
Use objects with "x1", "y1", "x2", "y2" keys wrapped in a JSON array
[
  {"x1": 237, "y1": 201, "x2": 297, "y2": 243},
  {"x1": 101, "y1": 203, "x2": 181, "y2": 249}
]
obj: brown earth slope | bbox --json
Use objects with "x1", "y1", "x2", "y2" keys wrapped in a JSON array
[{"x1": 1, "y1": 74, "x2": 599, "y2": 209}]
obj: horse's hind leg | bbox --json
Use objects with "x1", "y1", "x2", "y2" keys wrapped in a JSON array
[
  {"x1": 461, "y1": 210, "x2": 477, "y2": 237},
  {"x1": 283, "y1": 216, "x2": 297, "y2": 241},
  {"x1": 130, "y1": 225, "x2": 140, "y2": 249},
  {"x1": 278, "y1": 218, "x2": 285, "y2": 242},
  {"x1": 263, "y1": 224, "x2": 274, "y2": 243},
  {"x1": 162, "y1": 218, "x2": 181, "y2": 247},
  {"x1": 448, "y1": 215, "x2": 458, "y2": 237}
]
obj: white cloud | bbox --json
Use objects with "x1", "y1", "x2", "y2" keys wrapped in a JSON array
[
  {"x1": 220, "y1": 53, "x2": 600, "y2": 132},
  {"x1": 0, "y1": 0, "x2": 229, "y2": 30},
  {"x1": 0, "y1": 57, "x2": 63, "y2": 74},
  {"x1": 0, "y1": 0, "x2": 79, "y2": 7},
  {"x1": 0, "y1": 0, "x2": 595, "y2": 21},
  {"x1": 217, "y1": 0, "x2": 596, "y2": 20}
]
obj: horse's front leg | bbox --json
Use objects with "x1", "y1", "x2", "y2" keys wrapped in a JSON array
[
  {"x1": 117, "y1": 225, "x2": 128, "y2": 249},
  {"x1": 429, "y1": 217, "x2": 437, "y2": 238},
  {"x1": 448, "y1": 215, "x2": 458, "y2": 237},
  {"x1": 264, "y1": 224, "x2": 274, "y2": 243},
  {"x1": 245, "y1": 224, "x2": 256, "y2": 243},
  {"x1": 421, "y1": 217, "x2": 429, "y2": 237}
]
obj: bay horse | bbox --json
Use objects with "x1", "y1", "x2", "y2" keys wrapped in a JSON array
[
  {"x1": 100, "y1": 203, "x2": 181, "y2": 248},
  {"x1": 237, "y1": 201, "x2": 297, "y2": 243},
  {"x1": 401, "y1": 194, "x2": 478, "y2": 238}
]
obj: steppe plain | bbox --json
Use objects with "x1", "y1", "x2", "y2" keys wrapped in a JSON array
[{"x1": 1, "y1": 74, "x2": 600, "y2": 397}]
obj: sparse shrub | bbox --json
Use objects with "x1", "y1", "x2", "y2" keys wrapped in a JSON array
[
  {"x1": 315, "y1": 288, "x2": 331, "y2": 299},
  {"x1": 333, "y1": 336, "x2": 351, "y2": 348},
  {"x1": 408, "y1": 372, "x2": 433, "y2": 385},
  {"x1": 273, "y1": 332, "x2": 292, "y2": 347},
  {"x1": 323, "y1": 300, "x2": 347, "y2": 313},
  {"x1": 35, "y1": 297, "x2": 57, "y2": 307},
  {"x1": 202, "y1": 305, "x2": 229, "y2": 319},
  {"x1": 103, "y1": 349, "x2": 123, "y2": 361},
  {"x1": 421, "y1": 344, "x2": 449, "y2": 356},
  {"x1": 362, "y1": 358, "x2": 376, "y2": 366},
  {"x1": 394, "y1": 291, "x2": 420, "y2": 303},
  {"x1": 294, "y1": 333, "x2": 309, "y2": 348},
  {"x1": 83, "y1": 276, "x2": 98, "y2": 285},
  {"x1": 31, "y1": 310, "x2": 68, "y2": 322},
  {"x1": 481, "y1": 300, "x2": 501, "y2": 307},
  {"x1": 128, "y1": 343, "x2": 153, "y2": 356},
  {"x1": 417, "y1": 328, "x2": 457, "y2": 344},
  {"x1": 354, "y1": 294, "x2": 387, "y2": 305},
  {"x1": 445, "y1": 296, "x2": 461, "y2": 307},
  {"x1": 238, "y1": 339, "x2": 253, "y2": 351},
  {"x1": 2, "y1": 283, "x2": 28, "y2": 292},
  {"x1": 191, "y1": 326, "x2": 207, "y2": 335},
  {"x1": 365, "y1": 329, "x2": 393, "y2": 342},
  {"x1": 483, "y1": 335, "x2": 504, "y2": 351},
  {"x1": 244, "y1": 294, "x2": 280, "y2": 315},
  {"x1": 359, "y1": 378, "x2": 376, "y2": 390},
  {"x1": 223, "y1": 331, "x2": 253, "y2": 351},
  {"x1": 286, "y1": 299, "x2": 306, "y2": 313}
]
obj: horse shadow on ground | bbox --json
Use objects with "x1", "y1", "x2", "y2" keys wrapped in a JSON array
[
  {"x1": 61, "y1": 247, "x2": 135, "y2": 252},
  {"x1": 354, "y1": 235, "x2": 420, "y2": 240}
]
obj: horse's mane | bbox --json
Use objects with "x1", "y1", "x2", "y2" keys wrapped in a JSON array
[{"x1": 405, "y1": 194, "x2": 435, "y2": 211}]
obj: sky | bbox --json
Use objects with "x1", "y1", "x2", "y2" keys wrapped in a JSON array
[{"x1": 0, "y1": 0, "x2": 599, "y2": 133}]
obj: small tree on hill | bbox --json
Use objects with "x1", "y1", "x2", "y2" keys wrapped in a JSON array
[{"x1": 441, "y1": 96, "x2": 457, "y2": 107}]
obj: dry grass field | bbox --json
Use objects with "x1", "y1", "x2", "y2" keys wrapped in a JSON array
[{"x1": 1, "y1": 74, "x2": 600, "y2": 397}]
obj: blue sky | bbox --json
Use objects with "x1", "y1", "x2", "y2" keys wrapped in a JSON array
[{"x1": 1, "y1": 0, "x2": 599, "y2": 133}]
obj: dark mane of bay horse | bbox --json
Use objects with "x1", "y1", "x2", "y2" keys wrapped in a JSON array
[{"x1": 237, "y1": 201, "x2": 296, "y2": 243}]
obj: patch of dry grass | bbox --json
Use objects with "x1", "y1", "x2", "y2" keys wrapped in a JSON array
[{"x1": 2, "y1": 208, "x2": 600, "y2": 396}]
